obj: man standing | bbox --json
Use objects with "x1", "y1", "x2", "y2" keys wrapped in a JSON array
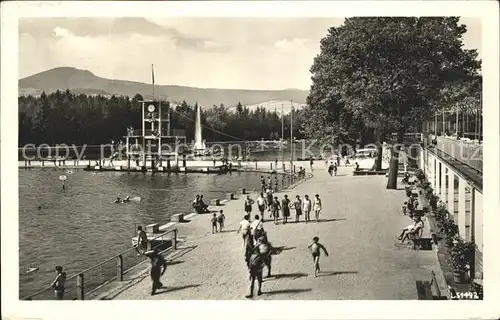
[
  {"x1": 145, "y1": 247, "x2": 167, "y2": 295},
  {"x1": 51, "y1": 266, "x2": 66, "y2": 300},
  {"x1": 250, "y1": 214, "x2": 264, "y2": 241},
  {"x1": 256, "y1": 193, "x2": 266, "y2": 222}
]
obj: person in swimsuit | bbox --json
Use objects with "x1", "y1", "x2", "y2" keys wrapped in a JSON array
[
  {"x1": 303, "y1": 195, "x2": 312, "y2": 223},
  {"x1": 308, "y1": 236, "x2": 329, "y2": 277},
  {"x1": 51, "y1": 266, "x2": 66, "y2": 300},
  {"x1": 113, "y1": 197, "x2": 121, "y2": 204},
  {"x1": 265, "y1": 188, "x2": 273, "y2": 216},
  {"x1": 211, "y1": 213, "x2": 218, "y2": 233},
  {"x1": 274, "y1": 176, "x2": 278, "y2": 192},
  {"x1": 217, "y1": 210, "x2": 225, "y2": 231},
  {"x1": 256, "y1": 193, "x2": 266, "y2": 221},
  {"x1": 136, "y1": 226, "x2": 148, "y2": 255},
  {"x1": 313, "y1": 194, "x2": 322, "y2": 223},
  {"x1": 244, "y1": 196, "x2": 254, "y2": 215}
]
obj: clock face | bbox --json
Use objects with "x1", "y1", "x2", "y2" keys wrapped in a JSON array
[{"x1": 147, "y1": 104, "x2": 156, "y2": 112}]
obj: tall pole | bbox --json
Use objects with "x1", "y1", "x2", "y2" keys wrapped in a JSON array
[
  {"x1": 281, "y1": 102, "x2": 284, "y2": 167},
  {"x1": 290, "y1": 100, "x2": 293, "y2": 173},
  {"x1": 434, "y1": 113, "x2": 437, "y2": 134},
  {"x1": 442, "y1": 108, "x2": 445, "y2": 135},
  {"x1": 151, "y1": 64, "x2": 155, "y2": 100},
  {"x1": 455, "y1": 107, "x2": 459, "y2": 136}
]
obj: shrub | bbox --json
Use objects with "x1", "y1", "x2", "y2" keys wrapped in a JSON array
[
  {"x1": 429, "y1": 195, "x2": 438, "y2": 210},
  {"x1": 434, "y1": 206, "x2": 448, "y2": 224},
  {"x1": 415, "y1": 169, "x2": 426, "y2": 182},
  {"x1": 405, "y1": 186, "x2": 413, "y2": 198},
  {"x1": 449, "y1": 239, "x2": 475, "y2": 272}
]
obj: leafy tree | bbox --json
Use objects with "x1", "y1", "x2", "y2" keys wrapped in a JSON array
[{"x1": 307, "y1": 17, "x2": 481, "y2": 188}]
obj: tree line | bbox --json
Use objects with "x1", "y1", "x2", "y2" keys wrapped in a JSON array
[{"x1": 18, "y1": 90, "x2": 309, "y2": 146}]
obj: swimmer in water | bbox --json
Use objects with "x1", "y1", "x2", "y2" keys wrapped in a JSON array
[
  {"x1": 308, "y1": 236, "x2": 329, "y2": 277},
  {"x1": 113, "y1": 197, "x2": 121, "y2": 204},
  {"x1": 122, "y1": 196, "x2": 130, "y2": 203}
]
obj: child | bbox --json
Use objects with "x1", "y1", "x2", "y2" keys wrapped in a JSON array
[
  {"x1": 211, "y1": 213, "x2": 218, "y2": 233},
  {"x1": 308, "y1": 236, "x2": 329, "y2": 277},
  {"x1": 217, "y1": 210, "x2": 225, "y2": 231}
]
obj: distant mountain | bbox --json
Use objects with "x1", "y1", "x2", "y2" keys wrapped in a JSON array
[
  {"x1": 19, "y1": 67, "x2": 309, "y2": 109},
  {"x1": 229, "y1": 100, "x2": 305, "y2": 115}
]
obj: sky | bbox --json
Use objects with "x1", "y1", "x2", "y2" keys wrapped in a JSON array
[{"x1": 18, "y1": 17, "x2": 482, "y2": 90}]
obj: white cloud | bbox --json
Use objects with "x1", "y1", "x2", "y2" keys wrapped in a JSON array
[
  {"x1": 274, "y1": 38, "x2": 309, "y2": 51},
  {"x1": 52, "y1": 27, "x2": 70, "y2": 37}
]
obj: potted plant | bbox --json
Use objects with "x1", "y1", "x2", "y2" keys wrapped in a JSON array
[
  {"x1": 449, "y1": 239, "x2": 475, "y2": 284},
  {"x1": 440, "y1": 218, "x2": 459, "y2": 247},
  {"x1": 429, "y1": 194, "x2": 438, "y2": 210},
  {"x1": 434, "y1": 206, "x2": 449, "y2": 225},
  {"x1": 405, "y1": 186, "x2": 413, "y2": 198}
]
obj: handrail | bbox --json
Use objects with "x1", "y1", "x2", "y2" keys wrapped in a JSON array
[{"x1": 22, "y1": 228, "x2": 178, "y2": 300}]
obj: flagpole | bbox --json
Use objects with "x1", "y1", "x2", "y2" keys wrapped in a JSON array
[
  {"x1": 152, "y1": 64, "x2": 155, "y2": 100},
  {"x1": 290, "y1": 100, "x2": 293, "y2": 175},
  {"x1": 281, "y1": 102, "x2": 284, "y2": 169}
]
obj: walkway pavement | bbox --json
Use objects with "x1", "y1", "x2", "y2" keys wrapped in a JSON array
[{"x1": 99, "y1": 165, "x2": 446, "y2": 300}]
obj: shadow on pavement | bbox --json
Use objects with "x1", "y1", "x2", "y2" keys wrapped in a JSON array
[
  {"x1": 220, "y1": 229, "x2": 237, "y2": 233},
  {"x1": 268, "y1": 272, "x2": 308, "y2": 280},
  {"x1": 154, "y1": 284, "x2": 201, "y2": 295},
  {"x1": 167, "y1": 260, "x2": 185, "y2": 266},
  {"x1": 319, "y1": 271, "x2": 358, "y2": 276},
  {"x1": 264, "y1": 288, "x2": 312, "y2": 295},
  {"x1": 320, "y1": 218, "x2": 347, "y2": 223}
]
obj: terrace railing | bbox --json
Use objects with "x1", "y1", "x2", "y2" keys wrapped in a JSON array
[
  {"x1": 22, "y1": 228, "x2": 178, "y2": 301},
  {"x1": 435, "y1": 136, "x2": 483, "y2": 173}
]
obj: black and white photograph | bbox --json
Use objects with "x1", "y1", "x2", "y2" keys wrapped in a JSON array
[{"x1": 1, "y1": 1, "x2": 499, "y2": 320}]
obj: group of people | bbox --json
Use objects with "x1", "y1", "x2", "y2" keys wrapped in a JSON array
[
  {"x1": 210, "y1": 210, "x2": 226, "y2": 233},
  {"x1": 397, "y1": 187, "x2": 424, "y2": 248},
  {"x1": 244, "y1": 191, "x2": 322, "y2": 225},
  {"x1": 193, "y1": 195, "x2": 210, "y2": 214}
]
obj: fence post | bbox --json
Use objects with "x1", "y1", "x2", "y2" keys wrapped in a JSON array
[
  {"x1": 270, "y1": 163, "x2": 273, "y2": 170},
  {"x1": 173, "y1": 229, "x2": 178, "y2": 250},
  {"x1": 255, "y1": 162, "x2": 257, "y2": 170},
  {"x1": 116, "y1": 255, "x2": 124, "y2": 281},
  {"x1": 76, "y1": 273, "x2": 84, "y2": 300},
  {"x1": 282, "y1": 163, "x2": 285, "y2": 171}
]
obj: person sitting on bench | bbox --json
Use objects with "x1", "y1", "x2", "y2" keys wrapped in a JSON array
[{"x1": 396, "y1": 216, "x2": 424, "y2": 244}]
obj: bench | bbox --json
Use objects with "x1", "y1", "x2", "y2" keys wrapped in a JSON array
[
  {"x1": 145, "y1": 223, "x2": 160, "y2": 234},
  {"x1": 416, "y1": 271, "x2": 443, "y2": 300},
  {"x1": 171, "y1": 213, "x2": 185, "y2": 222},
  {"x1": 409, "y1": 217, "x2": 433, "y2": 250},
  {"x1": 210, "y1": 199, "x2": 221, "y2": 206},
  {"x1": 416, "y1": 280, "x2": 433, "y2": 300},
  {"x1": 226, "y1": 193, "x2": 235, "y2": 200}
]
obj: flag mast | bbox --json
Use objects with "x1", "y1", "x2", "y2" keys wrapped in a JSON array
[
  {"x1": 290, "y1": 100, "x2": 293, "y2": 175},
  {"x1": 152, "y1": 64, "x2": 155, "y2": 100},
  {"x1": 281, "y1": 101, "x2": 284, "y2": 169}
]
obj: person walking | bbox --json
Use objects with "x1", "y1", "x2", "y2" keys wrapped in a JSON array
[
  {"x1": 265, "y1": 187, "x2": 274, "y2": 217},
  {"x1": 333, "y1": 163, "x2": 338, "y2": 176},
  {"x1": 237, "y1": 215, "x2": 251, "y2": 247},
  {"x1": 217, "y1": 210, "x2": 225, "y2": 231},
  {"x1": 313, "y1": 194, "x2": 322, "y2": 223},
  {"x1": 145, "y1": 247, "x2": 167, "y2": 295},
  {"x1": 293, "y1": 195, "x2": 302, "y2": 223},
  {"x1": 51, "y1": 266, "x2": 66, "y2": 300},
  {"x1": 303, "y1": 195, "x2": 312, "y2": 223},
  {"x1": 260, "y1": 176, "x2": 266, "y2": 193},
  {"x1": 244, "y1": 196, "x2": 254, "y2": 215},
  {"x1": 281, "y1": 195, "x2": 291, "y2": 224},
  {"x1": 274, "y1": 176, "x2": 279, "y2": 192},
  {"x1": 250, "y1": 214, "x2": 264, "y2": 242},
  {"x1": 256, "y1": 193, "x2": 266, "y2": 222},
  {"x1": 271, "y1": 196, "x2": 281, "y2": 224},
  {"x1": 211, "y1": 213, "x2": 218, "y2": 233},
  {"x1": 308, "y1": 236, "x2": 329, "y2": 277},
  {"x1": 310, "y1": 158, "x2": 314, "y2": 172}
]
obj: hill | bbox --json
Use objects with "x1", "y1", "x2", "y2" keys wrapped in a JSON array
[
  {"x1": 229, "y1": 100, "x2": 304, "y2": 115},
  {"x1": 19, "y1": 67, "x2": 309, "y2": 108}
]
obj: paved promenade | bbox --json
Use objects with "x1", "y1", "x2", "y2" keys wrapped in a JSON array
[{"x1": 99, "y1": 165, "x2": 446, "y2": 300}]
